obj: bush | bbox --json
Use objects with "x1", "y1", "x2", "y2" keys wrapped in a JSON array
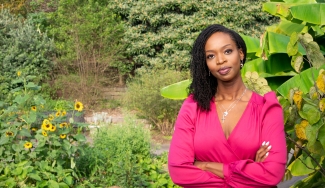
[
  {"x1": 76, "y1": 114, "x2": 178, "y2": 187},
  {"x1": 123, "y1": 70, "x2": 187, "y2": 135},
  {"x1": 108, "y1": 0, "x2": 277, "y2": 74},
  {"x1": 0, "y1": 9, "x2": 55, "y2": 102},
  {"x1": 0, "y1": 73, "x2": 88, "y2": 187},
  {"x1": 46, "y1": 0, "x2": 125, "y2": 107}
]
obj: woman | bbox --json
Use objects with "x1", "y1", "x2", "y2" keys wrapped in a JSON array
[{"x1": 168, "y1": 24, "x2": 287, "y2": 187}]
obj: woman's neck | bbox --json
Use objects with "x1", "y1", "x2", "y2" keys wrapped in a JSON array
[{"x1": 215, "y1": 81, "x2": 247, "y2": 101}]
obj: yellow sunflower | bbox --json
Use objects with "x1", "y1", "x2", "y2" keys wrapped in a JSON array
[
  {"x1": 17, "y1": 71, "x2": 21, "y2": 77},
  {"x1": 5, "y1": 131, "x2": 14, "y2": 137},
  {"x1": 61, "y1": 110, "x2": 67, "y2": 116},
  {"x1": 48, "y1": 114, "x2": 54, "y2": 121},
  {"x1": 59, "y1": 122, "x2": 68, "y2": 128},
  {"x1": 74, "y1": 101, "x2": 84, "y2": 112},
  {"x1": 31, "y1": 127, "x2": 38, "y2": 131},
  {"x1": 42, "y1": 130, "x2": 48, "y2": 137},
  {"x1": 42, "y1": 123, "x2": 52, "y2": 131},
  {"x1": 50, "y1": 125, "x2": 57, "y2": 132},
  {"x1": 43, "y1": 119, "x2": 50, "y2": 125},
  {"x1": 55, "y1": 110, "x2": 61, "y2": 117},
  {"x1": 31, "y1": 106, "x2": 37, "y2": 111},
  {"x1": 60, "y1": 134, "x2": 67, "y2": 139},
  {"x1": 24, "y1": 142, "x2": 32, "y2": 149}
]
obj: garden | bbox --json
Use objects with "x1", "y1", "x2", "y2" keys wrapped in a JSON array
[{"x1": 0, "y1": 0, "x2": 325, "y2": 187}]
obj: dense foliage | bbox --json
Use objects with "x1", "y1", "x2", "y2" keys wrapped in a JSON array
[
  {"x1": 123, "y1": 69, "x2": 187, "y2": 135},
  {"x1": 77, "y1": 115, "x2": 178, "y2": 187},
  {"x1": 0, "y1": 73, "x2": 88, "y2": 187},
  {"x1": 108, "y1": 0, "x2": 277, "y2": 74},
  {"x1": 45, "y1": 0, "x2": 125, "y2": 106},
  {"x1": 0, "y1": 9, "x2": 55, "y2": 102}
]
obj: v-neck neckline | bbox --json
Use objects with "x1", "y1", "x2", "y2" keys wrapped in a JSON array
[{"x1": 213, "y1": 92, "x2": 254, "y2": 141}]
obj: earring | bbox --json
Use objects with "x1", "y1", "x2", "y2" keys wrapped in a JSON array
[{"x1": 240, "y1": 60, "x2": 243, "y2": 68}]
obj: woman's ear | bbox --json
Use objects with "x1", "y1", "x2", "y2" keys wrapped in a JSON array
[{"x1": 239, "y1": 48, "x2": 244, "y2": 61}]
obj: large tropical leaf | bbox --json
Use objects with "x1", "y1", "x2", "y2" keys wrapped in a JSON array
[
  {"x1": 277, "y1": 64, "x2": 325, "y2": 97},
  {"x1": 290, "y1": 3, "x2": 325, "y2": 25},
  {"x1": 160, "y1": 79, "x2": 190, "y2": 100},
  {"x1": 268, "y1": 32, "x2": 306, "y2": 54},
  {"x1": 240, "y1": 34, "x2": 259, "y2": 58}
]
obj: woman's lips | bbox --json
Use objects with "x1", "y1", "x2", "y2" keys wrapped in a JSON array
[{"x1": 218, "y1": 67, "x2": 231, "y2": 75}]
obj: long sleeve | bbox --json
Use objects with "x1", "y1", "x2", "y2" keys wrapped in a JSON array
[
  {"x1": 168, "y1": 96, "x2": 225, "y2": 187},
  {"x1": 223, "y1": 92, "x2": 287, "y2": 187}
]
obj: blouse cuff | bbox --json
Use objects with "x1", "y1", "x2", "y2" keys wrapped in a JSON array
[{"x1": 223, "y1": 163, "x2": 230, "y2": 182}]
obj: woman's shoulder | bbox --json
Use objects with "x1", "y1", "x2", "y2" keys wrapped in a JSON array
[{"x1": 251, "y1": 91, "x2": 279, "y2": 106}]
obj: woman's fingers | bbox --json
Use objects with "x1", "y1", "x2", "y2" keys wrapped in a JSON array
[{"x1": 255, "y1": 141, "x2": 272, "y2": 162}]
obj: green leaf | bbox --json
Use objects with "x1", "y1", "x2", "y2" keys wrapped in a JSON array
[
  {"x1": 290, "y1": 3, "x2": 325, "y2": 25},
  {"x1": 287, "y1": 32, "x2": 299, "y2": 56},
  {"x1": 13, "y1": 95, "x2": 29, "y2": 105},
  {"x1": 298, "y1": 104, "x2": 320, "y2": 125},
  {"x1": 160, "y1": 79, "x2": 190, "y2": 100},
  {"x1": 48, "y1": 180, "x2": 60, "y2": 188},
  {"x1": 18, "y1": 128, "x2": 32, "y2": 138},
  {"x1": 288, "y1": 155, "x2": 315, "y2": 176},
  {"x1": 29, "y1": 173, "x2": 42, "y2": 181},
  {"x1": 0, "y1": 136, "x2": 9, "y2": 145},
  {"x1": 12, "y1": 167, "x2": 23, "y2": 175},
  {"x1": 71, "y1": 158, "x2": 76, "y2": 169},
  {"x1": 73, "y1": 133, "x2": 86, "y2": 142},
  {"x1": 318, "y1": 124, "x2": 325, "y2": 150},
  {"x1": 17, "y1": 161, "x2": 28, "y2": 167},
  {"x1": 58, "y1": 182, "x2": 69, "y2": 188},
  {"x1": 268, "y1": 32, "x2": 306, "y2": 54},
  {"x1": 291, "y1": 55, "x2": 303, "y2": 73},
  {"x1": 5, "y1": 178, "x2": 16, "y2": 187},
  {"x1": 277, "y1": 19, "x2": 305, "y2": 36},
  {"x1": 277, "y1": 64, "x2": 325, "y2": 98},
  {"x1": 64, "y1": 176, "x2": 73, "y2": 186}
]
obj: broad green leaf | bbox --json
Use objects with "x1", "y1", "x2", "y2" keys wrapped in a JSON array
[
  {"x1": 11, "y1": 78, "x2": 23, "y2": 84},
  {"x1": 13, "y1": 95, "x2": 30, "y2": 105},
  {"x1": 5, "y1": 178, "x2": 16, "y2": 187},
  {"x1": 48, "y1": 180, "x2": 60, "y2": 188},
  {"x1": 26, "y1": 82, "x2": 41, "y2": 90},
  {"x1": 12, "y1": 167, "x2": 23, "y2": 175},
  {"x1": 277, "y1": 64, "x2": 325, "y2": 98},
  {"x1": 288, "y1": 155, "x2": 315, "y2": 176},
  {"x1": 290, "y1": 4, "x2": 325, "y2": 25},
  {"x1": 318, "y1": 124, "x2": 325, "y2": 150},
  {"x1": 64, "y1": 176, "x2": 73, "y2": 185},
  {"x1": 298, "y1": 104, "x2": 320, "y2": 125},
  {"x1": 18, "y1": 128, "x2": 32, "y2": 137},
  {"x1": 268, "y1": 32, "x2": 306, "y2": 54},
  {"x1": 29, "y1": 173, "x2": 42, "y2": 181},
  {"x1": 240, "y1": 34, "x2": 259, "y2": 54},
  {"x1": 0, "y1": 136, "x2": 9, "y2": 145},
  {"x1": 287, "y1": 32, "x2": 299, "y2": 56},
  {"x1": 58, "y1": 182, "x2": 69, "y2": 188},
  {"x1": 17, "y1": 161, "x2": 28, "y2": 167},
  {"x1": 277, "y1": 19, "x2": 305, "y2": 36},
  {"x1": 160, "y1": 79, "x2": 190, "y2": 100},
  {"x1": 73, "y1": 134, "x2": 86, "y2": 142}
]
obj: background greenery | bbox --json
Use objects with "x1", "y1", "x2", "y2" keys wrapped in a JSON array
[{"x1": 4, "y1": 0, "x2": 324, "y2": 187}]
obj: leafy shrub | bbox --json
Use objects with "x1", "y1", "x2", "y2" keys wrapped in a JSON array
[
  {"x1": 108, "y1": 0, "x2": 277, "y2": 74},
  {"x1": 46, "y1": 0, "x2": 125, "y2": 106},
  {"x1": 76, "y1": 114, "x2": 178, "y2": 187},
  {"x1": 123, "y1": 69, "x2": 187, "y2": 135},
  {"x1": 0, "y1": 72, "x2": 88, "y2": 187},
  {"x1": 0, "y1": 9, "x2": 55, "y2": 102}
]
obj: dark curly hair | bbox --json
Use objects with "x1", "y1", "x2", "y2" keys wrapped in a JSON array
[{"x1": 189, "y1": 24, "x2": 247, "y2": 111}]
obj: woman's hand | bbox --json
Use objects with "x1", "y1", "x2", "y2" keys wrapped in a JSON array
[
  {"x1": 255, "y1": 141, "x2": 272, "y2": 162},
  {"x1": 194, "y1": 160, "x2": 208, "y2": 170}
]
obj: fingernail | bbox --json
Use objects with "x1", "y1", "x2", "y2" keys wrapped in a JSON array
[
  {"x1": 262, "y1": 141, "x2": 266, "y2": 146},
  {"x1": 265, "y1": 141, "x2": 270, "y2": 146},
  {"x1": 265, "y1": 152, "x2": 269, "y2": 157},
  {"x1": 267, "y1": 145, "x2": 272, "y2": 150}
]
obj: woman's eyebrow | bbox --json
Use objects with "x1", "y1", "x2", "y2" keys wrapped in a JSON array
[{"x1": 205, "y1": 44, "x2": 232, "y2": 53}]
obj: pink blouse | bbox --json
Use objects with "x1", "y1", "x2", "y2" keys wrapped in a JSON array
[{"x1": 168, "y1": 92, "x2": 287, "y2": 187}]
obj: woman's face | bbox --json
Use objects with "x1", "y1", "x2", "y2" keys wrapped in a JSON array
[{"x1": 205, "y1": 32, "x2": 244, "y2": 82}]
